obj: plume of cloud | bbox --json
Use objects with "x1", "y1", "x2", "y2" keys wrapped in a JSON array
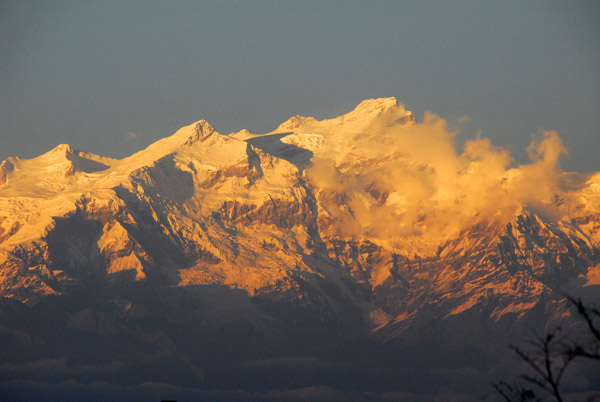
[{"x1": 305, "y1": 110, "x2": 573, "y2": 252}]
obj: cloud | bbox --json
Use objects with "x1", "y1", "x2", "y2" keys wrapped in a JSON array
[
  {"x1": 127, "y1": 132, "x2": 140, "y2": 141},
  {"x1": 0, "y1": 379, "x2": 477, "y2": 402},
  {"x1": 304, "y1": 110, "x2": 577, "y2": 254}
]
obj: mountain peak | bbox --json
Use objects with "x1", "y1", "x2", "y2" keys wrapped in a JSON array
[
  {"x1": 275, "y1": 115, "x2": 319, "y2": 132},
  {"x1": 341, "y1": 97, "x2": 413, "y2": 124},
  {"x1": 353, "y1": 97, "x2": 398, "y2": 112},
  {"x1": 161, "y1": 119, "x2": 217, "y2": 148},
  {"x1": 273, "y1": 98, "x2": 412, "y2": 134},
  {"x1": 50, "y1": 144, "x2": 75, "y2": 154},
  {"x1": 184, "y1": 120, "x2": 216, "y2": 145},
  {"x1": 123, "y1": 119, "x2": 220, "y2": 168}
]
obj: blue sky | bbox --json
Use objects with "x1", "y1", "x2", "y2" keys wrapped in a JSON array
[{"x1": 1, "y1": 1, "x2": 599, "y2": 171}]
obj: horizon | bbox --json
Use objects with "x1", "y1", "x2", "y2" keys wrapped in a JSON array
[{"x1": 1, "y1": 1, "x2": 599, "y2": 171}]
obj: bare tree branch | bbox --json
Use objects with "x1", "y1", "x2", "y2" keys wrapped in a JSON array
[
  {"x1": 494, "y1": 296, "x2": 600, "y2": 401},
  {"x1": 567, "y1": 296, "x2": 600, "y2": 341}
]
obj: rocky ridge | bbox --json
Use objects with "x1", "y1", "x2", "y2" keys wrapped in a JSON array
[{"x1": 0, "y1": 98, "x2": 598, "y2": 337}]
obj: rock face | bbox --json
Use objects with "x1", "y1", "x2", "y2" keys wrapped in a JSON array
[{"x1": 1, "y1": 99, "x2": 599, "y2": 400}]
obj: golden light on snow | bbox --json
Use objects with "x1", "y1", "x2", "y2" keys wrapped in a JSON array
[
  {"x1": 276, "y1": 99, "x2": 579, "y2": 253},
  {"x1": 1, "y1": 98, "x2": 598, "y2": 296}
]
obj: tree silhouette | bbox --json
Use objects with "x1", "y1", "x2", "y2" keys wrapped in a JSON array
[{"x1": 493, "y1": 297, "x2": 600, "y2": 402}]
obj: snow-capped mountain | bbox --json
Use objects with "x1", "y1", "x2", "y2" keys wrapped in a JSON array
[{"x1": 1, "y1": 98, "x2": 598, "y2": 400}]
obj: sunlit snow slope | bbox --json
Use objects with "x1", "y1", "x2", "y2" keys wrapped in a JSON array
[{"x1": 1, "y1": 98, "x2": 599, "y2": 337}]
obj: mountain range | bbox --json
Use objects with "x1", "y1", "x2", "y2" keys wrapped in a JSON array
[{"x1": 1, "y1": 98, "x2": 598, "y2": 401}]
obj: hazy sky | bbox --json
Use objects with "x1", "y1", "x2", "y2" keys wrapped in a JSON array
[{"x1": 1, "y1": 1, "x2": 599, "y2": 171}]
